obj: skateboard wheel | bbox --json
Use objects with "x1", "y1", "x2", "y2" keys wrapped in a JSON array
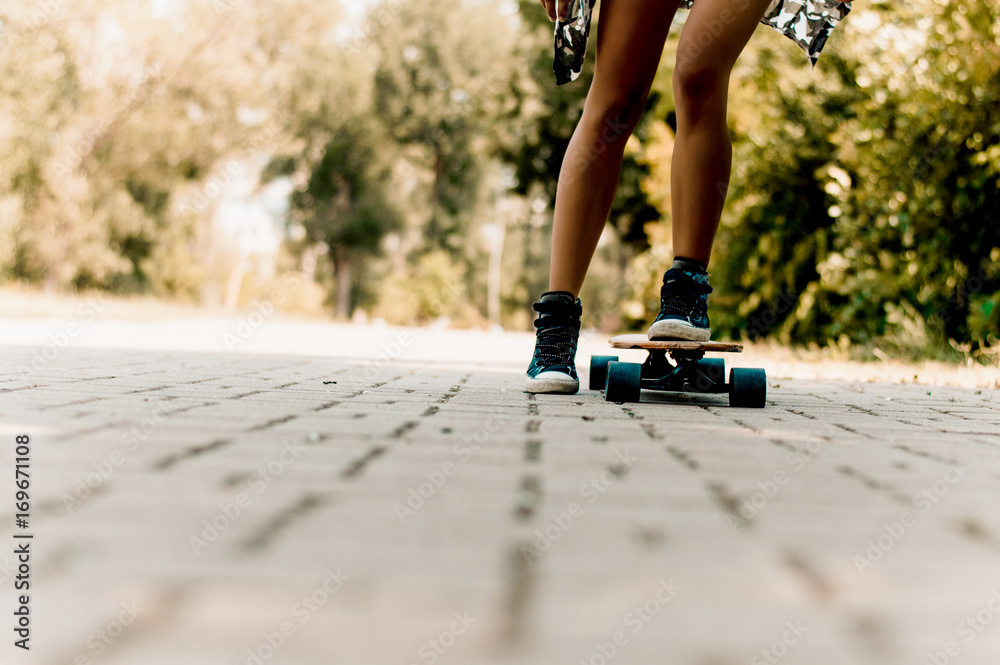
[
  {"x1": 729, "y1": 368, "x2": 767, "y2": 408},
  {"x1": 695, "y1": 358, "x2": 726, "y2": 390},
  {"x1": 589, "y1": 355, "x2": 619, "y2": 391},
  {"x1": 605, "y1": 361, "x2": 642, "y2": 403}
]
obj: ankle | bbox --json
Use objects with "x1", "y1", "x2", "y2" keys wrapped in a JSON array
[{"x1": 670, "y1": 256, "x2": 707, "y2": 274}]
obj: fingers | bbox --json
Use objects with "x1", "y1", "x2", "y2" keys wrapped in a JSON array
[
  {"x1": 541, "y1": 0, "x2": 571, "y2": 23},
  {"x1": 541, "y1": 0, "x2": 556, "y2": 22}
]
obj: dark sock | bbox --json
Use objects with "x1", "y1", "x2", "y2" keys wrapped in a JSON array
[
  {"x1": 671, "y1": 257, "x2": 707, "y2": 274},
  {"x1": 539, "y1": 291, "x2": 576, "y2": 300}
]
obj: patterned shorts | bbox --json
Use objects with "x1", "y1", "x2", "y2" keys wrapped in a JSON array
[{"x1": 554, "y1": 0, "x2": 853, "y2": 85}]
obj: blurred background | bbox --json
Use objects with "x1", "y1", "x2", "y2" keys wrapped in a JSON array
[{"x1": 0, "y1": 0, "x2": 997, "y2": 365}]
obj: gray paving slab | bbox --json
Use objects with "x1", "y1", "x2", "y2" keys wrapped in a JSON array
[{"x1": 1, "y1": 342, "x2": 999, "y2": 665}]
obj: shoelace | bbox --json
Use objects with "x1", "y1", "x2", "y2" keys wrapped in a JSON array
[
  {"x1": 531, "y1": 297, "x2": 581, "y2": 369},
  {"x1": 659, "y1": 275, "x2": 712, "y2": 318},
  {"x1": 532, "y1": 324, "x2": 578, "y2": 368}
]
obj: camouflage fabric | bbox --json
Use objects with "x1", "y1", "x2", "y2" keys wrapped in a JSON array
[
  {"x1": 554, "y1": 0, "x2": 853, "y2": 85},
  {"x1": 553, "y1": 0, "x2": 599, "y2": 85}
]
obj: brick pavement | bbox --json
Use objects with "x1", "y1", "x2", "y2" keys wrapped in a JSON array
[{"x1": 1, "y1": 337, "x2": 999, "y2": 665}]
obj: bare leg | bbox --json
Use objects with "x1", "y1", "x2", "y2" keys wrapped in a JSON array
[
  {"x1": 671, "y1": 0, "x2": 773, "y2": 266},
  {"x1": 548, "y1": 0, "x2": 683, "y2": 297}
]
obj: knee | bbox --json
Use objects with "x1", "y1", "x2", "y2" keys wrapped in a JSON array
[
  {"x1": 581, "y1": 87, "x2": 647, "y2": 144},
  {"x1": 672, "y1": 61, "x2": 728, "y2": 116}
]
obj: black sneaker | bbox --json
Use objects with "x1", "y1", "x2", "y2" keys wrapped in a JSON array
[
  {"x1": 647, "y1": 268, "x2": 713, "y2": 341},
  {"x1": 525, "y1": 291, "x2": 582, "y2": 394}
]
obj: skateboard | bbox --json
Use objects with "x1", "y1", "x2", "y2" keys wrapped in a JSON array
[{"x1": 590, "y1": 334, "x2": 766, "y2": 408}]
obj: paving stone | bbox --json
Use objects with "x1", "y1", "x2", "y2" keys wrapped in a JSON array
[{"x1": 1, "y1": 341, "x2": 998, "y2": 665}]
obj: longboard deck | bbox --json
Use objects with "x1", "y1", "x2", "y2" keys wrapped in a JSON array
[{"x1": 609, "y1": 334, "x2": 742, "y2": 353}]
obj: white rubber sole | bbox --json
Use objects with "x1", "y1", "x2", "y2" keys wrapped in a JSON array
[
  {"x1": 525, "y1": 373, "x2": 579, "y2": 394},
  {"x1": 647, "y1": 319, "x2": 711, "y2": 342}
]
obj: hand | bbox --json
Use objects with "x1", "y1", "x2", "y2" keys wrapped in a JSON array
[{"x1": 540, "y1": 0, "x2": 569, "y2": 23}]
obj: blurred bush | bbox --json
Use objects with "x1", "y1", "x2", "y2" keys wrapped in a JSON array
[{"x1": 641, "y1": 0, "x2": 999, "y2": 359}]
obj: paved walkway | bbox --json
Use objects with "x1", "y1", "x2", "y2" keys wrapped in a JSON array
[{"x1": 1, "y1": 326, "x2": 999, "y2": 665}]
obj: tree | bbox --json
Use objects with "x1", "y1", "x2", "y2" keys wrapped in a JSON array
[
  {"x1": 283, "y1": 121, "x2": 403, "y2": 319},
  {"x1": 835, "y1": 0, "x2": 1000, "y2": 352},
  {"x1": 638, "y1": 0, "x2": 999, "y2": 357},
  {"x1": 0, "y1": 0, "x2": 289, "y2": 298}
]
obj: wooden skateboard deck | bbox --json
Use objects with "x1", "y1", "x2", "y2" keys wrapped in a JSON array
[{"x1": 608, "y1": 334, "x2": 742, "y2": 353}]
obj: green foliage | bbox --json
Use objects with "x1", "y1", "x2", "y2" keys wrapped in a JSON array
[
  {"x1": 641, "y1": 0, "x2": 999, "y2": 357},
  {"x1": 503, "y1": 0, "x2": 593, "y2": 202},
  {"x1": 288, "y1": 121, "x2": 403, "y2": 317},
  {"x1": 372, "y1": 250, "x2": 478, "y2": 326},
  {"x1": 293, "y1": 125, "x2": 400, "y2": 254},
  {"x1": 0, "y1": 0, "x2": 284, "y2": 296},
  {"x1": 833, "y1": 0, "x2": 1000, "y2": 350},
  {"x1": 710, "y1": 46, "x2": 864, "y2": 345},
  {"x1": 371, "y1": 0, "x2": 504, "y2": 250}
]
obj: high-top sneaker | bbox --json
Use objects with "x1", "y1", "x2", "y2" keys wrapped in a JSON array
[
  {"x1": 525, "y1": 291, "x2": 582, "y2": 394},
  {"x1": 647, "y1": 266, "x2": 712, "y2": 341}
]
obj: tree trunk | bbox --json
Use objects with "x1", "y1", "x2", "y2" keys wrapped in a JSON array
[
  {"x1": 333, "y1": 245, "x2": 352, "y2": 320},
  {"x1": 487, "y1": 215, "x2": 506, "y2": 328},
  {"x1": 223, "y1": 257, "x2": 246, "y2": 312},
  {"x1": 432, "y1": 148, "x2": 446, "y2": 209}
]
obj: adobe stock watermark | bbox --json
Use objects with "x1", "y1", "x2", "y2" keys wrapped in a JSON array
[
  {"x1": 387, "y1": 76, "x2": 504, "y2": 186},
  {"x1": 70, "y1": 601, "x2": 144, "y2": 664},
  {"x1": 214, "y1": 0, "x2": 255, "y2": 16},
  {"x1": 179, "y1": 159, "x2": 245, "y2": 215},
  {"x1": 887, "y1": 139, "x2": 949, "y2": 201},
  {"x1": 358, "y1": 278, "x2": 464, "y2": 380},
  {"x1": 393, "y1": 411, "x2": 506, "y2": 523},
  {"x1": 726, "y1": 439, "x2": 823, "y2": 533},
  {"x1": 179, "y1": 113, "x2": 289, "y2": 216},
  {"x1": 587, "y1": 278, "x2": 631, "y2": 326},
  {"x1": 62, "y1": 401, "x2": 171, "y2": 514},
  {"x1": 675, "y1": 0, "x2": 751, "y2": 75},
  {"x1": 189, "y1": 439, "x2": 305, "y2": 555},
  {"x1": 18, "y1": 293, "x2": 111, "y2": 375},
  {"x1": 520, "y1": 448, "x2": 638, "y2": 566},
  {"x1": 853, "y1": 464, "x2": 969, "y2": 575},
  {"x1": 405, "y1": 611, "x2": 477, "y2": 665},
  {"x1": 392, "y1": 158, "x2": 418, "y2": 186},
  {"x1": 562, "y1": 114, "x2": 632, "y2": 186},
  {"x1": 53, "y1": 65, "x2": 163, "y2": 175},
  {"x1": 750, "y1": 620, "x2": 809, "y2": 665},
  {"x1": 925, "y1": 587, "x2": 1000, "y2": 665},
  {"x1": 744, "y1": 290, "x2": 798, "y2": 339},
  {"x1": 339, "y1": 0, "x2": 404, "y2": 56},
  {"x1": 362, "y1": 331, "x2": 415, "y2": 381},
  {"x1": 933, "y1": 264, "x2": 994, "y2": 330},
  {"x1": 2, "y1": 0, "x2": 68, "y2": 49},
  {"x1": 223, "y1": 273, "x2": 303, "y2": 351},
  {"x1": 244, "y1": 568, "x2": 350, "y2": 665},
  {"x1": 577, "y1": 579, "x2": 681, "y2": 665}
]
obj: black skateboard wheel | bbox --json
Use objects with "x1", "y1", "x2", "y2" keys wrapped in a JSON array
[
  {"x1": 695, "y1": 358, "x2": 726, "y2": 390},
  {"x1": 729, "y1": 368, "x2": 767, "y2": 408},
  {"x1": 605, "y1": 361, "x2": 642, "y2": 403},
  {"x1": 589, "y1": 355, "x2": 620, "y2": 391}
]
